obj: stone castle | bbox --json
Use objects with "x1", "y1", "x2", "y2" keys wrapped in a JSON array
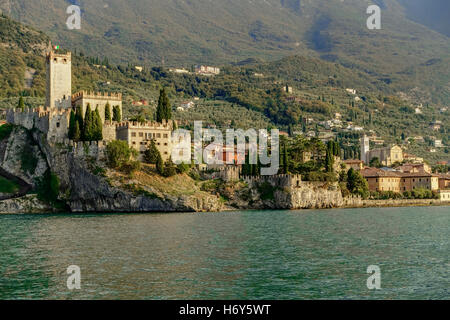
[{"x1": 7, "y1": 50, "x2": 173, "y2": 161}]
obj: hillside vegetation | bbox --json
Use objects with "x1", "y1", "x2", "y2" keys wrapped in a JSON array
[{"x1": 0, "y1": 0, "x2": 449, "y2": 104}]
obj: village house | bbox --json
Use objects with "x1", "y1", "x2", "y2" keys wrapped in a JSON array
[
  {"x1": 429, "y1": 120, "x2": 442, "y2": 131},
  {"x1": 438, "y1": 190, "x2": 450, "y2": 202},
  {"x1": 177, "y1": 101, "x2": 195, "y2": 111},
  {"x1": 402, "y1": 153, "x2": 424, "y2": 164}
]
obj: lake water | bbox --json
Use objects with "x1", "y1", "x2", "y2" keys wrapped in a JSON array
[{"x1": 0, "y1": 206, "x2": 449, "y2": 300}]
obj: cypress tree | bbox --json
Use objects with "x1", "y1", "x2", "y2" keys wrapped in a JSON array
[
  {"x1": 156, "y1": 152, "x2": 164, "y2": 175},
  {"x1": 68, "y1": 110, "x2": 76, "y2": 139},
  {"x1": 83, "y1": 104, "x2": 93, "y2": 141},
  {"x1": 156, "y1": 89, "x2": 165, "y2": 122},
  {"x1": 105, "y1": 102, "x2": 112, "y2": 122},
  {"x1": 94, "y1": 107, "x2": 103, "y2": 141},
  {"x1": 283, "y1": 142, "x2": 289, "y2": 174},
  {"x1": 73, "y1": 121, "x2": 81, "y2": 142},
  {"x1": 112, "y1": 105, "x2": 121, "y2": 122},
  {"x1": 18, "y1": 96, "x2": 25, "y2": 111},
  {"x1": 156, "y1": 88, "x2": 172, "y2": 122}
]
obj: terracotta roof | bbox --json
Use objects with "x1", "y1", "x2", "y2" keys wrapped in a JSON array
[
  {"x1": 361, "y1": 168, "x2": 401, "y2": 178},
  {"x1": 361, "y1": 168, "x2": 439, "y2": 178}
]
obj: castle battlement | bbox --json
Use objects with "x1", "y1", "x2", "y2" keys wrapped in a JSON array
[
  {"x1": 72, "y1": 90, "x2": 122, "y2": 101},
  {"x1": 46, "y1": 51, "x2": 72, "y2": 62},
  {"x1": 116, "y1": 120, "x2": 174, "y2": 130},
  {"x1": 10, "y1": 106, "x2": 72, "y2": 118}
]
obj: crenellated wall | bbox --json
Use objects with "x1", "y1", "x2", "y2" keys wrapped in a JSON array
[
  {"x1": 7, "y1": 107, "x2": 71, "y2": 142},
  {"x1": 69, "y1": 140, "x2": 107, "y2": 160},
  {"x1": 242, "y1": 174, "x2": 302, "y2": 188}
]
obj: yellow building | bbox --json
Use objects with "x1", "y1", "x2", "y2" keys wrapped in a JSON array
[
  {"x1": 361, "y1": 168, "x2": 401, "y2": 192},
  {"x1": 399, "y1": 173, "x2": 439, "y2": 192},
  {"x1": 116, "y1": 120, "x2": 174, "y2": 161},
  {"x1": 361, "y1": 168, "x2": 440, "y2": 193}
]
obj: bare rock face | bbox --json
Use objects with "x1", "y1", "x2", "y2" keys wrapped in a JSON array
[
  {"x1": 0, "y1": 195, "x2": 53, "y2": 214},
  {"x1": 0, "y1": 127, "x2": 48, "y2": 187}
]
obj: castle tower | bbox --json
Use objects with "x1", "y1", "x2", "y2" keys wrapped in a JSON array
[
  {"x1": 361, "y1": 134, "x2": 370, "y2": 164},
  {"x1": 46, "y1": 51, "x2": 72, "y2": 109}
]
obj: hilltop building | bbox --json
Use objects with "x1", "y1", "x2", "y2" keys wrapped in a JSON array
[
  {"x1": 194, "y1": 65, "x2": 220, "y2": 75},
  {"x1": 7, "y1": 49, "x2": 173, "y2": 159}
]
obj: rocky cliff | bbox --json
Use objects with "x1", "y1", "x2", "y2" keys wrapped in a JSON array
[{"x1": 0, "y1": 126, "x2": 226, "y2": 213}]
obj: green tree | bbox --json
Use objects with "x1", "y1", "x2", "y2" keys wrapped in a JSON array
[
  {"x1": 369, "y1": 157, "x2": 382, "y2": 168},
  {"x1": 143, "y1": 140, "x2": 160, "y2": 164},
  {"x1": 347, "y1": 168, "x2": 369, "y2": 199},
  {"x1": 68, "y1": 110, "x2": 76, "y2": 139},
  {"x1": 156, "y1": 88, "x2": 172, "y2": 122},
  {"x1": 105, "y1": 140, "x2": 133, "y2": 169},
  {"x1": 112, "y1": 105, "x2": 121, "y2": 122},
  {"x1": 163, "y1": 158, "x2": 177, "y2": 177},
  {"x1": 282, "y1": 141, "x2": 289, "y2": 174},
  {"x1": 105, "y1": 102, "x2": 112, "y2": 122}
]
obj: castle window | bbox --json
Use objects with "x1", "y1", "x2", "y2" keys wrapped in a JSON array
[
  {"x1": 139, "y1": 132, "x2": 143, "y2": 137},
  {"x1": 164, "y1": 143, "x2": 168, "y2": 146},
  {"x1": 157, "y1": 133, "x2": 161, "y2": 138},
  {"x1": 164, "y1": 152, "x2": 168, "y2": 155},
  {"x1": 164, "y1": 134, "x2": 168, "y2": 138},
  {"x1": 132, "y1": 141, "x2": 136, "y2": 145},
  {"x1": 56, "y1": 122, "x2": 60, "y2": 128},
  {"x1": 54, "y1": 58, "x2": 57, "y2": 62},
  {"x1": 131, "y1": 133, "x2": 136, "y2": 137}
]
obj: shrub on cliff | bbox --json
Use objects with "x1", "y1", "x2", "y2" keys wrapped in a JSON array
[
  {"x1": 105, "y1": 140, "x2": 137, "y2": 170},
  {"x1": 0, "y1": 123, "x2": 14, "y2": 140},
  {"x1": 143, "y1": 140, "x2": 160, "y2": 164}
]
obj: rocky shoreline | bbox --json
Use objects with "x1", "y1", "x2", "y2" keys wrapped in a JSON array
[{"x1": 0, "y1": 194, "x2": 447, "y2": 215}]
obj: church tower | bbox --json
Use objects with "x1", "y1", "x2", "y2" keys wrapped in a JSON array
[
  {"x1": 361, "y1": 134, "x2": 370, "y2": 164},
  {"x1": 46, "y1": 50, "x2": 72, "y2": 109}
]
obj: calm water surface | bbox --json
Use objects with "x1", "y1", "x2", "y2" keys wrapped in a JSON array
[{"x1": 0, "y1": 206, "x2": 449, "y2": 300}]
